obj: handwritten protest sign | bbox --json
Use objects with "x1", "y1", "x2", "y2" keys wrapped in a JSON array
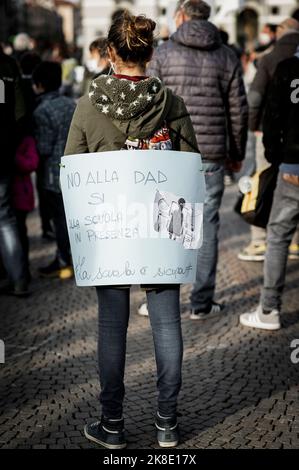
[{"x1": 60, "y1": 150, "x2": 205, "y2": 286}]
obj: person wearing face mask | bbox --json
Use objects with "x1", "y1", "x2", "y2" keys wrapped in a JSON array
[
  {"x1": 238, "y1": 18, "x2": 299, "y2": 263},
  {"x1": 256, "y1": 24, "x2": 277, "y2": 55},
  {"x1": 240, "y1": 44, "x2": 299, "y2": 331},
  {"x1": 65, "y1": 11, "x2": 199, "y2": 449},
  {"x1": 81, "y1": 38, "x2": 110, "y2": 96},
  {"x1": 147, "y1": 0, "x2": 248, "y2": 321}
]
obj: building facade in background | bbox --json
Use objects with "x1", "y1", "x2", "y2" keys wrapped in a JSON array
[
  {"x1": 0, "y1": 0, "x2": 81, "y2": 49},
  {"x1": 17, "y1": 0, "x2": 64, "y2": 49},
  {"x1": 80, "y1": 0, "x2": 299, "y2": 55},
  {"x1": 1, "y1": 0, "x2": 299, "y2": 54},
  {"x1": 213, "y1": 0, "x2": 299, "y2": 46},
  {"x1": 81, "y1": 1, "x2": 159, "y2": 58},
  {"x1": 55, "y1": 1, "x2": 81, "y2": 45}
]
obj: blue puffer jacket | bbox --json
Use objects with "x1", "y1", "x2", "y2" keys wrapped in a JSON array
[{"x1": 148, "y1": 20, "x2": 248, "y2": 163}]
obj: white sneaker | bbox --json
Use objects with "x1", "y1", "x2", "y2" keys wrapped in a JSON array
[
  {"x1": 190, "y1": 302, "x2": 224, "y2": 320},
  {"x1": 239, "y1": 304, "x2": 281, "y2": 330},
  {"x1": 137, "y1": 302, "x2": 149, "y2": 317},
  {"x1": 237, "y1": 243, "x2": 266, "y2": 262}
]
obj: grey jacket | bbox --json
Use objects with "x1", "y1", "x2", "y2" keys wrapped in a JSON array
[{"x1": 148, "y1": 20, "x2": 248, "y2": 163}]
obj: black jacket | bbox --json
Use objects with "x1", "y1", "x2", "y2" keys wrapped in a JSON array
[
  {"x1": 263, "y1": 55, "x2": 299, "y2": 165},
  {"x1": 249, "y1": 31, "x2": 299, "y2": 131},
  {"x1": 148, "y1": 20, "x2": 248, "y2": 163},
  {"x1": 0, "y1": 51, "x2": 25, "y2": 176}
]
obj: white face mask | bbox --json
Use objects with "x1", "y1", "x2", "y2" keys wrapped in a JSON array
[
  {"x1": 259, "y1": 33, "x2": 272, "y2": 46},
  {"x1": 86, "y1": 59, "x2": 102, "y2": 73}
]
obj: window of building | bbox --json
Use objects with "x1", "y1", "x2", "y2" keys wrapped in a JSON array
[{"x1": 271, "y1": 6, "x2": 280, "y2": 15}]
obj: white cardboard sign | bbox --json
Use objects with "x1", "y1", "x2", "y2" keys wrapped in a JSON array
[{"x1": 60, "y1": 150, "x2": 205, "y2": 286}]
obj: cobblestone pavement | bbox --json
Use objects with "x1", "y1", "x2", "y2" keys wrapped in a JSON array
[{"x1": 0, "y1": 186, "x2": 298, "y2": 450}]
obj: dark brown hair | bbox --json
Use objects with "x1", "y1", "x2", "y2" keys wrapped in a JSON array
[
  {"x1": 89, "y1": 37, "x2": 108, "y2": 59},
  {"x1": 107, "y1": 11, "x2": 156, "y2": 64}
]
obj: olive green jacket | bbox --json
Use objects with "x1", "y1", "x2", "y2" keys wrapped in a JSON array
[
  {"x1": 64, "y1": 75, "x2": 199, "y2": 155},
  {"x1": 64, "y1": 75, "x2": 199, "y2": 290}
]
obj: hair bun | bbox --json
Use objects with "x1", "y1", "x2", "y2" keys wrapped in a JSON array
[
  {"x1": 134, "y1": 16, "x2": 156, "y2": 35},
  {"x1": 125, "y1": 14, "x2": 156, "y2": 50},
  {"x1": 108, "y1": 11, "x2": 155, "y2": 64}
]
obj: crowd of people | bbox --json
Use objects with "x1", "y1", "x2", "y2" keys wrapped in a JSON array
[{"x1": 1, "y1": 0, "x2": 299, "y2": 449}]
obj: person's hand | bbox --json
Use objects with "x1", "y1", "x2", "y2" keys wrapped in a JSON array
[
  {"x1": 226, "y1": 160, "x2": 242, "y2": 173},
  {"x1": 255, "y1": 131, "x2": 263, "y2": 137}
]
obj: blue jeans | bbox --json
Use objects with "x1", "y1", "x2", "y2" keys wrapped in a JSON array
[
  {"x1": 96, "y1": 286, "x2": 183, "y2": 419},
  {"x1": 190, "y1": 163, "x2": 225, "y2": 311},
  {"x1": 0, "y1": 177, "x2": 27, "y2": 283},
  {"x1": 262, "y1": 173, "x2": 299, "y2": 311},
  {"x1": 46, "y1": 190, "x2": 71, "y2": 265}
]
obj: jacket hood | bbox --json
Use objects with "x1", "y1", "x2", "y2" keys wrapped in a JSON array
[
  {"x1": 89, "y1": 75, "x2": 173, "y2": 138},
  {"x1": 37, "y1": 90, "x2": 60, "y2": 104},
  {"x1": 171, "y1": 20, "x2": 222, "y2": 51},
  {"x1": 276, "y1": 31, "x2": 299, "y2": 47}
]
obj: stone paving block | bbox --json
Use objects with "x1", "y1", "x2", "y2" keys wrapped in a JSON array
[{"x1": 0, "y1": 187, "x2": 298, "y2": 449}]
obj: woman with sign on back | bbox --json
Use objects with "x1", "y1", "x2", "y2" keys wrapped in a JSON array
[{"x1": 65, "y1": 11, "x2": 199, "y2": 449}]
